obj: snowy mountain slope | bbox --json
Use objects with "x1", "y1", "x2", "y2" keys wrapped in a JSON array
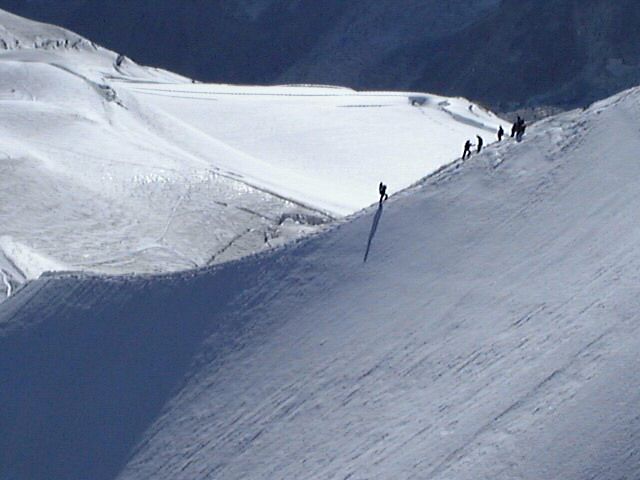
[
  {"x1": 115, "y1": 81, "x2": 503, "y2": 214},
  {"x1": 0, "y1": 9, "x2": 504, "y2": 300},
  {"x1": 3, "y1": 85, "x2": 640, "y2": 479}
]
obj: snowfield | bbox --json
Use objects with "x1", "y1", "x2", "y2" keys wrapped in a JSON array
[
  {"x1": 0, "y1": 8, "x2": 503, "y2": 300},
  {"x1": 4, "y1": 71, "x2": 640, "y2": 480}
]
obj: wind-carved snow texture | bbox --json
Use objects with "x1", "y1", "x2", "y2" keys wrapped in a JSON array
[
  {"x1": 0, "y1": 8, "x2": 504, "y2": 301},
  {"x1": 4, "y1": 84, "x2": 640, "y2": 479}
]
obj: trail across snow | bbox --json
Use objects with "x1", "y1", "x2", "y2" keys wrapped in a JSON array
[{"x1": 4, "y1": 84, "x2": 640, "y2": 479}]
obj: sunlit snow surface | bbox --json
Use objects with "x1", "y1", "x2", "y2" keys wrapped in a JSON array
[{"x1": 0, "y1": 9, "x2": 503, "y2": 298}]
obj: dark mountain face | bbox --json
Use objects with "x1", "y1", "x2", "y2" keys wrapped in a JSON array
[
  {"x1": 0, "y1": 0, "x2": 499, "y2": 83},
  {"x1": 387, "y1": 0, "x2": 640, "y2": 111},
  {"x1": 0, "y1": 0, "x2": 353, "y2": 83},
  {"x1": 273, "y1": 0, "x2": 502, "y2": 86},
  {"x1": 2, "y1": 0, "x2": 640, "y2": 112}
]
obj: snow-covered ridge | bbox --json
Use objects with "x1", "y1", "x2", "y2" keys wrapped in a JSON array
[
  {"x1": 0, "y1": 8, "x2": 504, "y2": 300},
  {"x1": 0, "y1": 8, "x2": 93, "y2": 50},
  {"x1": 3, "y1": 79, "x2": 640, "y2": 479}
]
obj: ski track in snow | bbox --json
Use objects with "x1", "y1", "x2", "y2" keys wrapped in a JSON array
[
  {"x1": 157, "y1": 184, "x2": 191, "y2": 244},
  {"x1": 206, "y1": 228, "x2": 256, "y2": 266}
]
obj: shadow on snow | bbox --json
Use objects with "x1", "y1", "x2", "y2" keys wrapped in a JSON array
[{"x1": 363, "y1": 203, "x2": 384, "y2": 263}]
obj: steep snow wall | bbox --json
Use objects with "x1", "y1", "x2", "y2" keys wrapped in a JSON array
[{"x1": 3, "y1": 87, "x2": 640, "y2": 479}]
